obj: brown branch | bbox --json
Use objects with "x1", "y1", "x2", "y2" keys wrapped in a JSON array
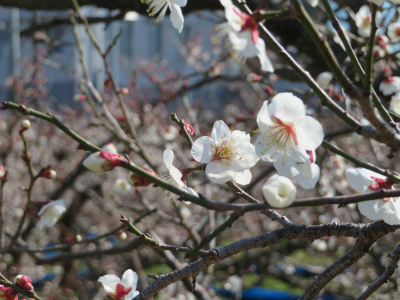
[{"x1": 134, "y1": 221, "x2": 398, "y2": 299}]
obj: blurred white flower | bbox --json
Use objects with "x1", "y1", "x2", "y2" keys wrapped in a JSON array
[
  {"x1": 355, "y1": 6, "x2": 381, "y2": 38},
  {"x1": 262, "y1": 174, "x2": 296, "y2": 208},
  {"x1": 216, "y1": 0, "x2": 273, "y2": 72},
  {"x1": 254, "y1": 93, "x2": 324, "y2": 187},
  {"x1": 390, "y1": 92, "x2": 400, "y2": 114},
  {"x1": 115, "y1": 178, "x2": 132, "y2": 194},
  {"x1": 345, "y1": 168, "x2": 400, "y2": 225},
  {"x1": 124, "y1": 11, "x2": 140, "y2": 22},
  {"x1": 388, "y1": 22, "x2": 400, "y2": 42},
  {"x1": 191, "y1": 120, "x2": 258, "y2": 185},
  {"x1": 142, "y1": 0, "x2": 186, "y2": 33},
  {"x1": 379, "y1": 76, "x2": 400, "y2": 96},
  {"x1": 307, "y1": 0, "x2": 319, "y2": 6},
  {"x1": 98, "y1": 269, "x2": 139, "y2": 300},
  {"x1": 37, "y1": 200, "x2": 66, "y2": 230},
  {"x1": 102, "y1": 143, "x2": 118, "y2": 153},
  {"x1": 163, "y1": 149, "x2": 197, "y2": 205},
  {"x1": 316, "y1": 72, "x2": 333, "y2": 90}
]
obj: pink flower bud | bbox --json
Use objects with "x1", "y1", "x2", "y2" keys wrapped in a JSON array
[
  {"x1": 83, "y1": 151, "x2": 126, "y2": 172},
  {"x1": 0, "y1": 164, "x2": 6, "y2": 181},
  {"x1": 120, "y1": 87, "x2": 129, "y2": 95},
  {"x1": 179, "y1": 124, "x2": 195, "y2": 137},
  {"x1": 128, "y1": 167, "x2": 158, "y2": 187},
  {"x1": 41, "y1": 170, "x2": 56, "y2": 180},
  {"x1": 102, "y1": 143, "x2": 118, "y2": 153},
  {"x1": 104, "y1": 78, "x2": 112, "y2": 87},
  {"x1": 264, "y1": 85, "x2": 274, "y2": 97},
  {"x1": 246, "y1": 73, "x2": 262, "y2": 83},
  {"x1": 21, "y1": 120, "x2": 31, "y2": 131},
  {"x1": 115, "y1": 230, "x2": 128, "y2": 240},
  {"x1": 73, "y1": 94, "x2": 86, "y2": 102},
  {"x1": 0, "y1": 286, "x2": 17, "y2": 300},
  {"x1": 14, "y1": 275, "x2": 34, "y2": 293}
]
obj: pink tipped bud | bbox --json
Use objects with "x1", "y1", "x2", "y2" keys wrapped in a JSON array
[
  {"x1": 115, "y1": 230, "x2": 128, "y2": 240},
  {"x1": 0, "y1": 164, "x2": 6, "y2": 181},
  {"x1": 21, "y1": 120, "x2": 31, "y2": 131},
  {"x1": 128, "y1": 167, "x2": 158, "y2": 187},
  {"x1": 104, "y1": 78, "x2": 112, "y2": 87},
  {"x1": 384, "y1": 66, "x2": 392, "y2": 77},
  {"x1": 42, "y1": 170, "x2": 56, "y2": 180},
  {"x1": 179, "y1": 124, "x2": 195, "y2": 137},
  {"x1": 14, "y1": 275, "x2": 34, "y2": 294},
  {"x1": 120, "y1": 87, "x2": 129, "y2": 95},
  {"x1": 246, "y1": 73, "x2": 262, "y2": 83},
  {"x1": 73, "y1": 94, "x2": 86, "y2": 102},
  {"x1": 83, "y1": 151, "x2": 126, "y2": 173}
]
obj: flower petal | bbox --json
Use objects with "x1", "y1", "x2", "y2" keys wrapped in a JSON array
[
  {"x1": 169, "y1": 2, "x2": 184, "y2": 33},
  {"x1": 191, "y1": 136, "x2": 215, "y2": 163},
  {"x1": 205, "y1": 161, "x2": 235, "y2": 183},
  {"x1": 121, "y1": 270, "x2": 138, "y2": 292},
  {"x1": 296, "y1": 162, "x2": 320, "y2": 189},
  {"x1": 211, "y1": 120, "x2": 232, "y2": 142},
  {"x1": 232, "y1": 169, "x2": 252, "y2": 185},
  {"x1": 268, "y1": 93, "x2": 306, "y2": 122},
  {"x1": 256, "y1": 38, "x2": 274, "y2": 73},
  {"x1": 293, "y1": 116, "x2": 324, "y2": 150},
  {"x1": 257, "y1": 101, "x2": 274, "y2": 130},
  {"x1": 345, "y1": 168, "x2": 377, "y2": 193},
  {"x1": 98, "y1": 275, "x2": 120, "y2": 293},
  {"x1": 163, "y1": 149, "x2": 175, "y2": 169}
]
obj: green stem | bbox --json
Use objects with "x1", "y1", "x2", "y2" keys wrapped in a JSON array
[
  {"x1": 322, "y1": 141, "x2": 400, "y2": 183},
  {"x1": 171, "y1": 113, "x2": 194, "y2": 148},
  {"x1": 365, "y1": 4, "x2": 377, "y2": 96},
  {"x1": 320, "y1": 0, "x2": 394, "y2": 124},
  {"x1": 289, "y1": 0, "x2": 352, "y2": 91}
]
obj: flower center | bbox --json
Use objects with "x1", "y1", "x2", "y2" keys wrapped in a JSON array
[
  {"x1": 270, "y1": 116, "x2": 298, "y2": 146},
  {"x1": 212, "y1": 138, "x2": 240, "y2": 164},
  {"x1": 233, "y1": 8, "x2": 259, "y2": 45},
  {"x1": 108, "y1": 284, "x2": 132, "y2": 300}
]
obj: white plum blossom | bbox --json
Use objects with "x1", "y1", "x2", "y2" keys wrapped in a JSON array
[
  {"x1": 163, "y1": 149, "x2": 198, "y2": 205},
  {"x1": 388, "y1": 22, "x2": 400, "y2": 43},
  {"x1": 345, "y1": 168, "x2": 400, "y2": 225},
  {"x1": 355, "y1": 6, "x2": 381, "y2": 38},
  {"x1": 390, "y1": 92, "x2": 400, "y2": 114},
  {"x1": 379, "y1": 76, "x2": 400, "y2": 96},
  {"x1": 37, "y1": 200, "x2": 66, "y2": 230},
  {"x1": 191, "y1": 120, "x2": 259, "y2": 185},
  {"x1": 114, "y1": 178, "x2": 132, "y2": 194},
  {"x1": 254, "y1": 93, "x2": 324, "y2": 188},
  {"x1": 142, "y1": 0, "x2": 187, "y2": 33},
  {"x1": 262, "y1": 174, "x2": 296, "y2": 208},
  {"x1": 216, "y1": 0, "x2": 274, "y2": 72},
  {"x1": 98, "y1": 269, "x2": 139, "y2": 300},
  {"x1": 316, "y1": 72, "x2": 333, "y2": 90}
]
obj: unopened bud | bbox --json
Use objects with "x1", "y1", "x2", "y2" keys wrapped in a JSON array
[
  {"x1": 104, "y1": 78, "x2": 112, "y2": 87},
  {"x1": 21, "y1": 120, "x2": 31, "y2": 131},
  {"x1": 115, "y1": 230, "x2": 128, "y2": 240},
  {"x1": 0, "y1": 164, "x2": 6, "y2": 181},
  {"x1": 73, "y1": 94, "x2": 86, "y2": 102},
  {"x1": 42, "y1": 170, "x2": 56, "y2": 180},
  {"x1": 14, "y1": 275, "x2": 34, "y2": 293},
  {"x1": 120, "y1": 87, "x2": 129, "y2": 95},
  {"x1": 128, "y1": 167, "x2": 158, "y2": 187},
  {"x1": 0, "y1": 286, "x2": 17, "y2": 299},
  {"x1": 179, "y1": 124, "x2": 194, "y2": 137},
  {"x1": 246, "y1": 73, "x2": 262, "y2": 83},
  {"x1": 264, "y1": 85, "x2": 274, "y2": 97}
]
